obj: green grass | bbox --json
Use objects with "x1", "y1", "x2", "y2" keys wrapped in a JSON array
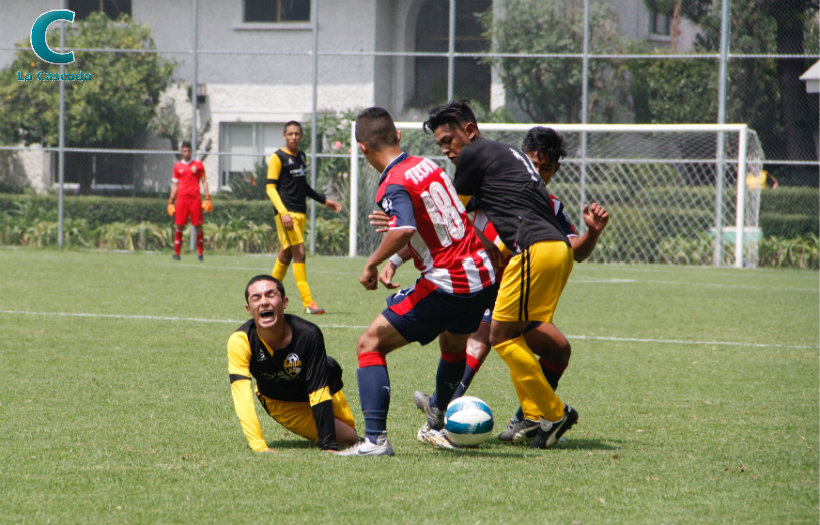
[{"x1": 0, "y1": 247, "x2": 817, "y2": 524}]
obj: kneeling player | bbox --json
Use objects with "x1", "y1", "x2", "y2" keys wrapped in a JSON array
[{"x1": 227, "y1": 275, "x2": 358, "y2": 452}]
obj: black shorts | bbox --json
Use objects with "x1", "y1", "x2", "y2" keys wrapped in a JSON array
[{"x1": 381, "y1": 277, "x2": 497, "y2": 345}]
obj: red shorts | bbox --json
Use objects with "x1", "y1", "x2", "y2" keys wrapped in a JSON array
[{"x1": 174, "y1": 196, "x2": 203, "y2": 226}]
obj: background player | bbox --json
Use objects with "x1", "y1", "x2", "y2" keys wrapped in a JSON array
[
  {"x1": 336, "y1": 107, "x2": 496, "y2": 456},
  {"x1": 423, "y1": 100, "x2": 577, "y2": 449},
  {"x1": 167, "y1": 141, "x2": 211, "y2": 261},
  {"x1": 227, "y1": 274, "x2": 358, "y2": 452},
  {"x1": 266, "y1": 121, "x2": 342, "y2": 315}
]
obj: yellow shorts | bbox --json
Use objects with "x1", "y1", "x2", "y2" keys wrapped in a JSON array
[
  {"x1": 492, "y1": 240, "x2": 573, "y2": 324},
  {"x1": 274, "y1": 212, "x2": 307, "y2": 249},
  {"x1": 256, "y1": 389, "x2": 356, "y2": 443}
]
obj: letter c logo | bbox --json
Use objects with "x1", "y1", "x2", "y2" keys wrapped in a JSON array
[{"x1": 31, "y1": 10, "x2": 75, "y2": 64}]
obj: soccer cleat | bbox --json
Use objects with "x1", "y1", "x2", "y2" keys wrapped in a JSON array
[
  {"x1": 172, "y1": 254, "x2": 180, "y2": 260},
  {"x1": 413, "y1": 390, "x2": 444, "y2": 430},
  {"x1": 416, "y1": 423, "x2": 456, "y2": 450},
  {"x1": 197, "y1": 254, "x2": 204, "y2": 262},
  {"x1": 498, "y1": 416, "x2": 541, "y2": 443},
  {"x1": 335, "y1": 433, "x2": 394, "y2": 456},
  {"x1": 530, "y1": 405, "x2": 578, "y2": 449},
  {"x1": 305, "y1": 301, "x2": 325, "y2": 315}
]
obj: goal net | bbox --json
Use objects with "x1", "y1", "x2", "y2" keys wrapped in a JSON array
[{"x1": 347, "y1": 122, "x2": 765, "y2": 268}]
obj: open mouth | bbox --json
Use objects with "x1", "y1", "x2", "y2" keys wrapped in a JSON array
[{"x1": 260, "y1": 311, "x2": 274, "y2": 319}]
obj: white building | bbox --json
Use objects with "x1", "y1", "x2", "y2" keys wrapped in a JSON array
[{"x1": 0, "y1": 0, "x2": 692, "y2": 193}]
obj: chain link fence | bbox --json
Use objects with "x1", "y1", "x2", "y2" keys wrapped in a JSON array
[{"x1": 0, "y1": 0, "x2": 816, "y2": 264}]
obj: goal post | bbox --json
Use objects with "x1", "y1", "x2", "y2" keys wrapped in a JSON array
[{"x1": 349, "y1": 122, "x2": 764, "y2": 268}]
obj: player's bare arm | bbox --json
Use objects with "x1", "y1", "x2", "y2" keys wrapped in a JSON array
[
  {"x1": 379, "y1": 244, "x2": 411, "y2": 289},
  {"x1": 325, "y1": 198, "x2": 342, "y2": 213},
  {"x1": 360, "y1": 228, "x2": 414, "y2": 290},
  {"x1": 570, "y1": 202, "x2": 610, "y2": 262}
]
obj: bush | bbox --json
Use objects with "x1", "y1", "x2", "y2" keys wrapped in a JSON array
[
  {"x1": 655, "y1": 233, "x2": 733, "y2": 266},
  {"x1": 759, "y1": 186, "x2": 819, "y2": 237},
  {"x1": 758, "y1": 234, "x2": 819, "y2": 270}
]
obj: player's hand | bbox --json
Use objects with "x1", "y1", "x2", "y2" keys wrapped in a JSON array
[
  {"x1": 583, "y1": 203, "x2": 609, "y2": 233},
  {"x1": 379, "y1": 262, "x2": 401, "y2": 289},
  {"x1": 282, "y1": 213, "x2": 294, "y2": 230},
  {"x1": 368, "y1": 210, "x2": 390, "y2": 233},
  {"x1": 202, "y1": 197, "x2": 213, "y2": 213},
  {"x1": 360, "y1": 264, "x2": 379, "y2": 290},
  {"x1": 325, "y1": 198, "x2": 342, "y2": 213},
  {"x1": 167, "y1": 202, "x2": 175, "y2": 217}
]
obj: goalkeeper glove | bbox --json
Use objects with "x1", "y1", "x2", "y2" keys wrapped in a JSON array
[
  {"x1": 202, "y1": 195, "x2": 213, "y2": 213},
  {"x1": 167, "y1": 200, "x2": 175, "y2": 217}
]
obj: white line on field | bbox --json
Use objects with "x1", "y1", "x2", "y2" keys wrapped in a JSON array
[
  {"x1": 0, "y1": 308, "x2": 815, "y2": 350},
  {"x1": 571, "y1": 277, "x2": 818, "y2": 293}
]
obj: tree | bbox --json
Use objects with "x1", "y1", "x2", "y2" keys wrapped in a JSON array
[
  {"x1": 635, "y1": 0, "x2": 819, "y2": 171},
  {"x1": 0, "y1": 13, "x2": 175, "y2": 193},
  {"x1": 478, "y1": 0, "x2": 630, "y2": 123},
  {"x1": 149, "y1": 85, "x2": 213, "y2": 162}
]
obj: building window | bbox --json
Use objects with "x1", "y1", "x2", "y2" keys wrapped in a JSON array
[
  {"x1": 244, "y1": 0, "x2": 311, "y2": 23},
  {"x1": 68, "y1": 0, "x2": 132, "y2": 20},
  {"x1": 412, "y1": 0, "x2": 491, "y2": 109},
  {"x1": 649, "y1": 11, "x2": 671, "y2": 36},
  {"x1": 219, "y1": 122, "x2": 284, "y2": 189}
]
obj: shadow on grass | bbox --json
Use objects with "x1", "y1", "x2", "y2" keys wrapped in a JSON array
[
  {"x1": 265, "y1": 436, "x2": 622, "y2": 454},
  {"x1": 265, "y1": 438, "x2": 315, "y2": 450},
  {"x1": 423, "y1": 437, "x2": 622, "y2": 457}
]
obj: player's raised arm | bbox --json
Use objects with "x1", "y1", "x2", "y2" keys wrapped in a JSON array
[{"x1": 568, "y1": 203, "x2": 609, "y2": 262}]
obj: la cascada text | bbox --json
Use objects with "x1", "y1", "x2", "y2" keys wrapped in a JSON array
[{"x1": 18, "y1": 70, "x2": 92, "y2": 82}]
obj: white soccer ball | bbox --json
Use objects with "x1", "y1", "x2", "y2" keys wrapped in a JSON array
[{"x1": 444, "y1": 396, "x2": 494, "y2": 447}]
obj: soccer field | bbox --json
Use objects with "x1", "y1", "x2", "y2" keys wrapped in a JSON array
[{"x1": 1, "y1": 248, "x2": 817, "y2": 524}]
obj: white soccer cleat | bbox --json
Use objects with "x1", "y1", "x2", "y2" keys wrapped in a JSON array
[
  {"x1": 416, "y1": 423, "x2": 456, "y2": 450},
  {"x1": 335, "y1": 432, "x2": 394, "y2": 456}
]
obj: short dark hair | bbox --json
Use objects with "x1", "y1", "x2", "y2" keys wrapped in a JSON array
[
  {"x1": 244, "y1": 274, "x2": 285, "y2": 303},
  {"x1": 283, "y1": 121, "x2": 302, "y2": 133},
  {"x1": 423, "y1": 100, "x2": 477, "y2": 134},
  {"x1": 180, "y1": 141, "x2": 192, "y2": 150},
  {"x1": 521, "y1": 126, "x2": 567, "y2": 162},
  {"x1": 355, "y1": 107, "x2": 399, "y2": 149}
]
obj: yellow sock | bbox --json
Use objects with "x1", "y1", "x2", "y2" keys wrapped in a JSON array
[
  {"x1": 272, "y1": 260, "x2": 288, "y2": 281},
  {"x1": 511, "y1": 375, "x2": 542, "y2": 421},
  {"x1": 494, "y1": 336, "x2": 564, "y2": 422},
  {"x1": 293, "y1": 262, "x2": 313, "y2": 307}
]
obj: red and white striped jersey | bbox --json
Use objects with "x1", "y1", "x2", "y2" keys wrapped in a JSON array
[
  {"x1": 375, "y1": 153, "x2": 495, "y2": 295},
  {"x1": 548, "y1": 194, "x2": 578, "y2": 239}
]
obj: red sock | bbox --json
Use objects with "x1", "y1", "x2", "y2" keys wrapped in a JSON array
[
  {"x1": 174, "y1": 230, "x2": 183, "y2": 255},
  {"x1": 196, "y1": 230, "x2": 204, "y2": 255}
]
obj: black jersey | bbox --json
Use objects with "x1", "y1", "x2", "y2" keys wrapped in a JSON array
[
  {"x1": 228, "y1": 314, "x2": 342, "y2": 449},
  {"x1": 453, "y1": 137, "x2": 569, "y2": 253},
  {"x1": 267, "y1": 148, "x2": 325, "y2": 214}
]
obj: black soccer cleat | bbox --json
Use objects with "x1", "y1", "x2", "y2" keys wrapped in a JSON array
[{"x1": 530, "y1": 405, "x2": 578, "y2": 449}]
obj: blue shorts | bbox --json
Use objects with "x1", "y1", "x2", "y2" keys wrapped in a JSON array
[{"x1": 382, "y1": 278, "x2": 497, "y2": 346}]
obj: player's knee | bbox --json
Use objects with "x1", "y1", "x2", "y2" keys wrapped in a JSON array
[
  {"x1": 466, "y1": 337, "x2": 490, "y2": 361},
  {"x1": 356, "y1": 332, "x2": 378, "y2": 355}
]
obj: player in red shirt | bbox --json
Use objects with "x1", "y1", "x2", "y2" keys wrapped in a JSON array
[
  {"x1": 337, "y1": 107, "x2": 497, "y2": 456},
  {"x1": 168, "y1": 141, "x2": 211, "y2": 261}
]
